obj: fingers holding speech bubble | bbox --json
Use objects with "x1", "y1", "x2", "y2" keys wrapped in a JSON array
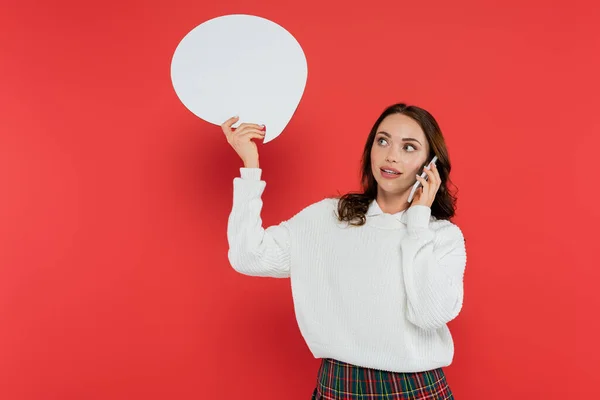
[{"x1": 170, "y1": 14, "x2": 308, "y2": 143}]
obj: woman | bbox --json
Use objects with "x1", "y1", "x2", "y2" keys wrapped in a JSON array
[{"x1": 222, "y1": 103, "x2": 466, "y2": 399}]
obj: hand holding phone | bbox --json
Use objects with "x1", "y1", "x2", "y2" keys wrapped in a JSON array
[{"x1": 407, "y1": 156, "x2": 438, "y2": 203}]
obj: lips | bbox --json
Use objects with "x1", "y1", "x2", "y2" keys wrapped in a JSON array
[
  {"x1": 380, "y1": 167, "x2": 402, "y2": 179},
  {"x1": 380, "y1": 167, "x2": 401, "y2": 175}
]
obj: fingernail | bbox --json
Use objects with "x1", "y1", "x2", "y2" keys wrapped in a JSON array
[{"x1": 260, "y1": 125, "x2": 266, "y2": 131}]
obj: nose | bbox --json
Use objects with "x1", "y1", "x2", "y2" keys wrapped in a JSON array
[{"x1": 385, "y1": 147, "x2": 400, "y2": 163}]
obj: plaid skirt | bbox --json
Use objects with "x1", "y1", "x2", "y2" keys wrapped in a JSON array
[{"x1": 311, "y1": 358, "x2": 454, "y2": 400}]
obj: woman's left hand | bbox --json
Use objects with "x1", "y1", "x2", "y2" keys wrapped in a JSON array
[{"x1": 411, "y1": 161, "x2": 441, "y2": 208}]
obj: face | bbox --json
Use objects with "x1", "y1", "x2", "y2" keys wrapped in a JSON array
[{"x1": 370, "y1": 113, "x2": 430, "y2": 196}]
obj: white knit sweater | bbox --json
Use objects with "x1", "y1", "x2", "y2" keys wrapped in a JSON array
[{"x1": 226, "y1": 168, "x2": 467, "y2": 373}]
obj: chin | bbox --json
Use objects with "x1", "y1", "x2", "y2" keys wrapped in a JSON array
[{"x1": 377, "y1": 182, "x2": 409, "y2": 197}]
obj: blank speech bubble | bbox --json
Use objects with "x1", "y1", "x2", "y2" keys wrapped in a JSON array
[{"x1": 170, "y1": 14, "x2": 308, "y2": 143}]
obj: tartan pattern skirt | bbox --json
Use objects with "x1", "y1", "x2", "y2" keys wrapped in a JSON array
[{"x1": 311, "y1": 358, "x2": 454, "y2": 400}]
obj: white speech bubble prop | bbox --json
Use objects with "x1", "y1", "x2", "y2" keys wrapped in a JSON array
[{"x1": 170, "y1": 14, "x2": 308, "y2": 143}]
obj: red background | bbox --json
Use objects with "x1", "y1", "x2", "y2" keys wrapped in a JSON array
[{"x1": 1, "y1": 0, "x2": 598, "y2": 399}]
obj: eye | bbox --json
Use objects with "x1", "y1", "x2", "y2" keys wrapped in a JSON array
[
  {"x1": 377, "y1": 137, "x2": 388, "y2": 146},
  {"x1": 404, "y1": 144, "x2": 417, "y2": 152}
]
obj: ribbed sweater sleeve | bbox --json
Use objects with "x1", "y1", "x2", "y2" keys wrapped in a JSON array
[
  {"x1": 226, "y1": 168, "x2": 292, "y2": 278},
  {"x1": 400, "y1": 205, "x2": 467, "y2": 330}
]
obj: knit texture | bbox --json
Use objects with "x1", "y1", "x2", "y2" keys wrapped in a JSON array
[{"x1": 227, "y1": 168, "x2": 467, "y2": 373}]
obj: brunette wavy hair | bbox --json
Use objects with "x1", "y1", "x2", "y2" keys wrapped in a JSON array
[{"x1": 336, "y1": 103, "x2": 458, "y2": 226}]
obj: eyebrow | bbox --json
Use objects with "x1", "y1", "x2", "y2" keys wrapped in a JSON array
[{"x1": 376, "y1": 131, "x2": 422, "y2": 146}]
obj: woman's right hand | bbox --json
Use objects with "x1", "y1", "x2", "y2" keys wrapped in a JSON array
[{"x1": 221, "y1": 116, "x2": 266, "y2": 168}]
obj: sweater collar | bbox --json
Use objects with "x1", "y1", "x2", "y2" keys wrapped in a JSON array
[{"x1": 366, "y1": 200, "x2": 408, "y2": 224}]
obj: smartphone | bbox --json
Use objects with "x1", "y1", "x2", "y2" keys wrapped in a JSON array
[{"x1": 407, "y1": 155, "x2": 438, "y2": 203}]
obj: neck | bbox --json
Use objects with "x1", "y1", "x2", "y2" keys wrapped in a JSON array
[{"x1": 375, "y1": 188, "x2": 411, "y2": 214}]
